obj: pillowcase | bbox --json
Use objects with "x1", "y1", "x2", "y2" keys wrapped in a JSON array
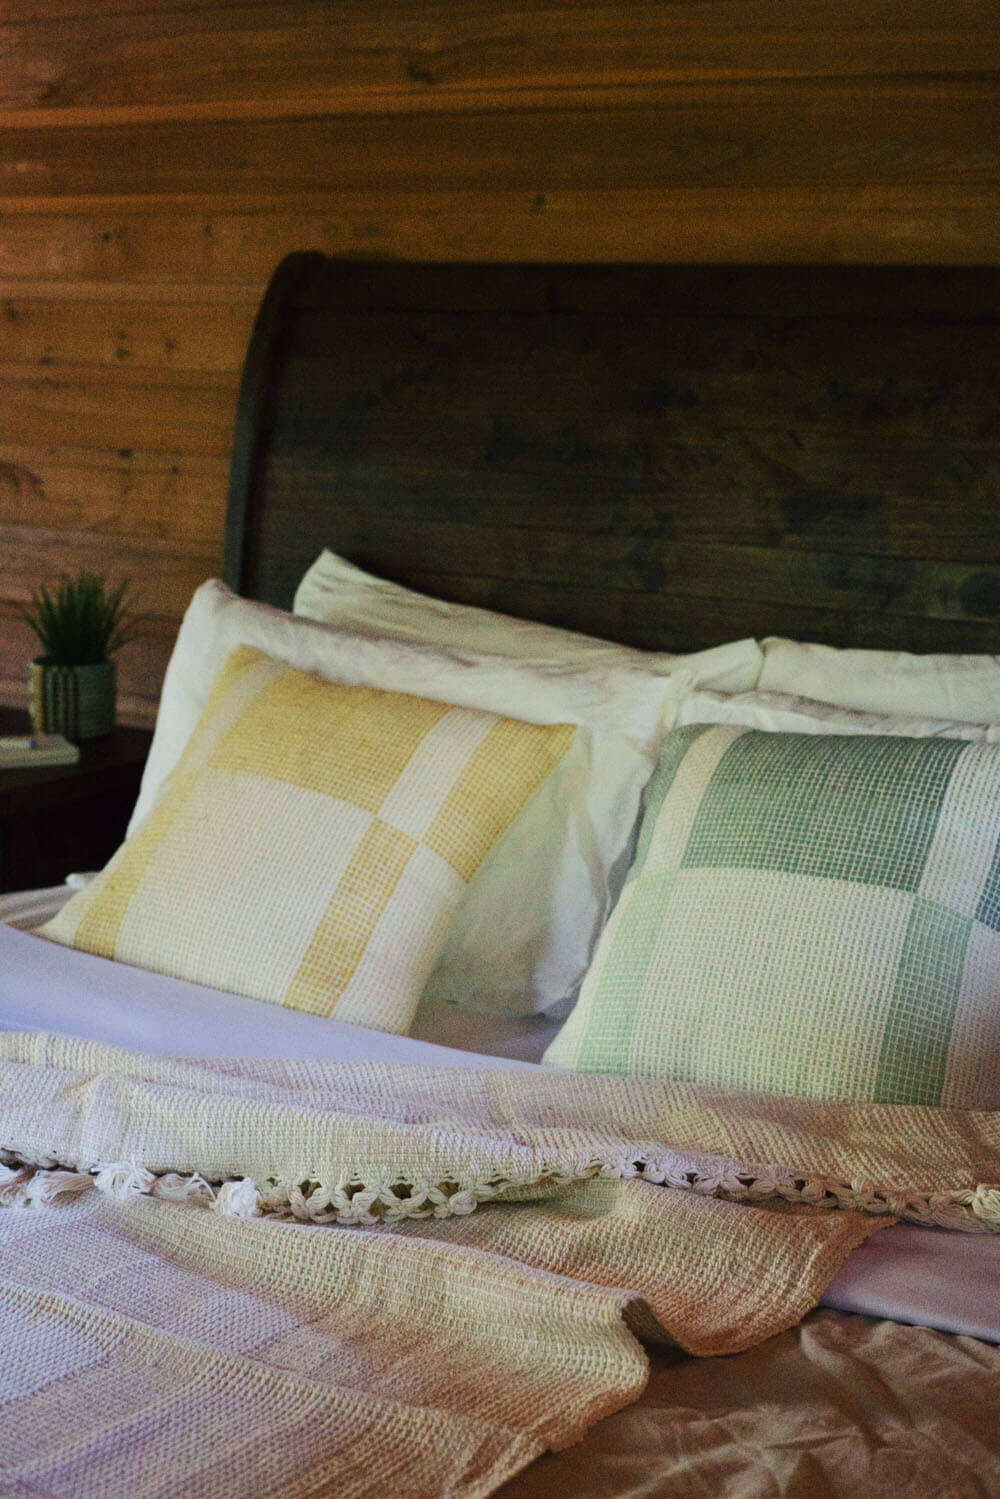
[
  {"x1": 42, "y1": 646, "x2": 577, "y2": 1034},
  {"x1": 676, "y1": 687, "x2": 992, "y2": 741},
  {"x1": 545, "y1": 724, "x2": 1000, "y2": 1107},
  {"x1": 293, "y1": 549, "x2": 764, "y2": 692},
  {"x1": 131, "y1": 580, "x2": 683, "y2": 837},
  {"x1": 129, "y1": 580, "x2": 678, "y2": 1017},
  {"x1": 758, "y1": 637, "x2": 1000, "y2": 724}
]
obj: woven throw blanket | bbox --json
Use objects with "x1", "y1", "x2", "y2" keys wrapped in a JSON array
[{"x1": 1, "y1": 1032, "x2": 997, "y2": 1499}]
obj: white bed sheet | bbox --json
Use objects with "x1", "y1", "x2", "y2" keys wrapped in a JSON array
[
  {"x1": 0, "y1": 896, "x2": 548, "y2": 1069},
  {"x1": 1, "y1": 888, "x2": 997, "y2": 1345}
]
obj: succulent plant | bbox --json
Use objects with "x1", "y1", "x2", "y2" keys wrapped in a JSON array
[{"x1": 23, "y1": 569, "x2": 137, "y2": 667}]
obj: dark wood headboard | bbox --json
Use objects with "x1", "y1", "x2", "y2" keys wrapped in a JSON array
[{"x1": 223, "y1": 255, "x2": 1000, "y2": 656}]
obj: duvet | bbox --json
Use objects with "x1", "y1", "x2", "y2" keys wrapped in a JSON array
[{"x1": 1, "y1": 912, "x2": 998, "y2": 1498}]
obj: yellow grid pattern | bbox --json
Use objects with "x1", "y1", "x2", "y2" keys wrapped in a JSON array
[
  {"x1": 211, "y1": 656, "x2": 452, "y2": 812},
  {"x1": 283, "y1": 819, "x2": 418, "y2": 1017},
  {"x1": 426, "y1": 716, "x2": 577, "y2": 881},
  {"x1": 43, "y1": 644, "x2": 576, "y2": 1034}
]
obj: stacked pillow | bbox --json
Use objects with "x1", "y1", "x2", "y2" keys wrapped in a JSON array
[
  {"x1": 44, "y1": 549, "x2": 1000, "y2": 1104},
  {"x1": 49, "y1": 573, "x2": 711, "y2": 1027},
  {"x1": 292, "y1": 549, "x2": 763, "y2": 691},
  {"x1": 545, "y1": 636, "x2": 999, "y2": 1107},
  {"x1": 676, "y1": 687, "x2": 993, "y2": 742},
  {"x1": 758, "y1": 636, "x2": 1000, "y2": 724}
]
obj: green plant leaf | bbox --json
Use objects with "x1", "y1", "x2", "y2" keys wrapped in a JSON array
[{"x1": 22, "y1": 569, "x2": 139, "y2": 666}]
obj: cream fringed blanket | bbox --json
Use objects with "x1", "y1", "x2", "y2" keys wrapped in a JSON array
[{"x1": 1, "y1": 1032, "x2": 998, "y2": 1499}]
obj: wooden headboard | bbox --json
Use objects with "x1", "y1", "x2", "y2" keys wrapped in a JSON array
[{"x1": 223, "y1": 255, "x2": 1000, "y2": 655}]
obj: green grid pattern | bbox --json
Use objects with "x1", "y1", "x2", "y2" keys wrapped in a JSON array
[
  {"x1": 874, "y1": 895, "x2": 971, "y2": 1105},
  {"x1": 546, "y1": 726, "x2": 1000, "y2": 1107},
  {"x1": 627, "y1": 723, "x2": 714, "y2": 884},
  {"x1": 682, "y1": 732, "x2": 964, "y2": 892},
  {"x1": 576, "y1": 873, "x2": 677, "y2": 1074},
  {"x1": 976, "y1": 837, "x2": 1000, "y2": 933}
]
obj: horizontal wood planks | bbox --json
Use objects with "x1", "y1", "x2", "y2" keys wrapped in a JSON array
[
  {"x1": 3, "y1": 1, "x2": 996, "y2": 112},
  {"x1": 0, "y1": 446, "x2": 226, "y2": 542},
  {"x1": 0, "y1": 296, "x2": 254, "y2": 372},
  {"x1": 7, "y1": 86, "x2": 1000, "y2": 201},
  {"x1": 1, "y1": 1, "x2": 998, "y2": 722},
  {"x1": 6, "y1": 190, "x2": 999, "y2": 278},
  {"x1": 232, "y1": 261, "x2": 1000, "y2": 656}
]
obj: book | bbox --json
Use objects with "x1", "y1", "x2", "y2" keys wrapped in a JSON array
[{"x1": 0, "y1": 733, "x2": 81, "y2": 769}]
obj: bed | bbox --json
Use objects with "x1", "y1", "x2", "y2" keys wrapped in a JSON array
[{"x1": 1, "y1": 256, "x2": 999, "y2": 1499}]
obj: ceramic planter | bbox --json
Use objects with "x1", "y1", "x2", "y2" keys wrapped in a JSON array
[{"x1": 28, "y1": 658, "x2": 116, "y2": 741}]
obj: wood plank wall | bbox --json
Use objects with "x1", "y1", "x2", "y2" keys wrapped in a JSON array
[{"x1": 2, "y1": 0, "x2": 999, "y2": 725}]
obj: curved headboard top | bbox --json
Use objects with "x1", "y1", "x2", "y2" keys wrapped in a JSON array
[{"x1": 224, "y1": 256, "x2": 1000, "y2": 656}]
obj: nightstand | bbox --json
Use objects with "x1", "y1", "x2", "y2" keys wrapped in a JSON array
[{"x1": 0, "y1": 706, "x2": 152, "y2": 894}]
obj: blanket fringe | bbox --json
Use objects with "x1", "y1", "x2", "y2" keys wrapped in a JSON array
[{"x1": 1, "y1": 1150, "x2": 998, "y2": 1232}]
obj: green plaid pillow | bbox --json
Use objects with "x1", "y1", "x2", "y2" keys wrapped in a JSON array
[{"x1": 545, "y1": 725, "x2": 1000, "y2": 1106}]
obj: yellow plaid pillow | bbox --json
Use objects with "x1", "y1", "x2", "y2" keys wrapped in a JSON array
[{"x1": 42, "y1": 645, "x2": 575, "y2": 1033}]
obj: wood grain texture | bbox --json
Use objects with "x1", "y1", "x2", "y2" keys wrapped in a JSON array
[
  {"x1": 2, "y1": 0, "x2": 260, "y2": 21},
  {"x1": 0, "y1": 524, "x2": 218, "y2": 614},
  {"x1": 0, "y1": 295, "x2": 255, "y2": 372},
  {"x1": 3, "y1": 0, "x2": 995, "y2": 112},
  {"x1": 2, "y1": 366, "x2": 238, "y2": 453},
  {"x1": 229, "y1": 258, "x2": 1000, "y2": 657},
  {"x1": 0, "y1": 445, "x2": 227, "y2": 542},
  {"x1": 5, "y1": 190, "x2": 1000, "y2": 278},
  {"x1": 1, "y1": 0, "x2": 998, "y2": 721},
  {"x1": 5, "y1": 84, "x2": 998, "y2": 201}
]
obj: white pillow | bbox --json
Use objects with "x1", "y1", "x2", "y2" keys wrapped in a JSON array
[
  {"x1": 677, "y1": 687, "x2": 994, "y2": 741},
  {"x1": 759, "y1": 637, "x2": 1000, "y2": 724},
  {"x1": 293, "y1": 549, "x2": 763, "y2": 692},
  {"x1": 132, "y1": 580, "x2": 680, "y2": 1017}
]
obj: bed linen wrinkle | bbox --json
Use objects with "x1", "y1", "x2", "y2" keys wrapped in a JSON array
[
  {"x1": 1, "y1": 909, "x2": 999, "y2": 1337},
  {"x1": 495, "y1": 1311, "x2": 1000, "y2": 1499},
  {"x1": 1, "y1": 913, "x2": 999, "y2": 1495},
  {"x1": 0, "y1": 1032, "x2": 996, "y2": 1497}
]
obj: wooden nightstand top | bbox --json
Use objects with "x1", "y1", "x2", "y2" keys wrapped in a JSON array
[{"x1": 0, "y1": 705, "x2": 152, "y2": 820}]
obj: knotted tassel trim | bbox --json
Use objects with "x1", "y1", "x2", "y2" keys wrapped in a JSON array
[{"x1": 1, "y1": 1149, "x2": 998, "y2": 1232}]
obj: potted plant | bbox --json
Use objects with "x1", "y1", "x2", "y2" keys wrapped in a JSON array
[{"x1": 23, "y1": 569, "x2": 137, "y2": 740}]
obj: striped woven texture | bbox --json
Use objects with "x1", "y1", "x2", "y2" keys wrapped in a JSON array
[
  {"x1": 42, "y1": 645, "x2": 574, "y2": 1033},
  {"x1": 2, "y1": 1031, "x2": 997, "y2": 1497},
  {"x1": 546, "y1": 725, "x2": 1000, "y2": 1106}
]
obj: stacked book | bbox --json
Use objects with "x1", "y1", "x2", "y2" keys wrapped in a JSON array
[{"x1": 0, "y1": 734, "x2": 80, "y2": 769}]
